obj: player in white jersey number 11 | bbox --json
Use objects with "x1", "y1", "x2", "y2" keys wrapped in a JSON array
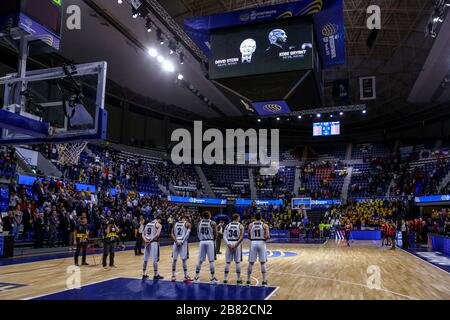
[{"x1": 247, "y1": 211, "x2": 270, "y2": 286}]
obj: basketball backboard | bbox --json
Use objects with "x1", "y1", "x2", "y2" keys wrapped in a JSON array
[
  {"x1": 292, "y1": 198, "x2": 312, "y2": 210},
  {"x1": 0, "y1": 61, "x2": 108, "y2": 145}
]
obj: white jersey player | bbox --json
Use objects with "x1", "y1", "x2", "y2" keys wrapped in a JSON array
[
  {"x1": 223, "y1": 214, "x2": 245, "y2": 285},
  {"x1": 142, "y1": 214, "x2": 164, "y2": 280},
  {"x1": 247, "y1": 212, "x2": 270, "y2": 286},
  {"x1": 171, "y1": 215, "x2": 193, "y2": 282},
  {"x1": 194, "y1": 211, "x2": 218, "y2": 284}
]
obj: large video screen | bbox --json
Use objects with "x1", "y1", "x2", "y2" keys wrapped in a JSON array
[
  {"x1": 313, "y1": 122, "x2": 341, "y2": 137},
  {"x1": 209, "y1": 18, "x2": 314, "y2": 80}
]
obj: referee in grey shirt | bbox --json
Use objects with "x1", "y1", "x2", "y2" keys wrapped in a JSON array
[
  {"x1": 134, "y1": 216, "x2": 146, "y2": 256},
  {"x1": 215, "y1": 221, "x2": 225, "y2": 254}
]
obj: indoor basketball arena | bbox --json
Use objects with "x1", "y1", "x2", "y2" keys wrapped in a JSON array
[{"x1": 0, "y1": 0, "x2": 450, "y2": 306}]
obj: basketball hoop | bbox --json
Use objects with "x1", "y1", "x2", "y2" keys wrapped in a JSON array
[{"x1": 56, "y1": 142, "x2": 88, "y2": 165}]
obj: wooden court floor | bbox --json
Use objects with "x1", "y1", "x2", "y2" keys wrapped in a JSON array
[{"x1": 0, "y1": 240, "x2": 449, "y2": 300}]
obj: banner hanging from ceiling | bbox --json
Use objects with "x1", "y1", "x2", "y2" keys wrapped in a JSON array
[{"x1": 184, "y1": 0, "x2": 346, "y2": 69}]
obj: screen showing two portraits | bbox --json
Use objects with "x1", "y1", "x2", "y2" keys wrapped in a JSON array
[{"x1": 209, "y1": 18, "x2": 314, "y2": 80}]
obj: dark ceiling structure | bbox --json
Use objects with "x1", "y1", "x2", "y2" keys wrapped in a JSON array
[
  {"x1": 156, "y1": 0, "x2": 450, "y2": 134},
  {"x1": 1, "y1": 0, "x2": 448, "y2": 138}
]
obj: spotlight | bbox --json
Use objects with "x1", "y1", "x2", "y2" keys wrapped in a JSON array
[
  {"x1": 317, "y1": 113, "x2": 321, "y2": 118},
  {"x1": 362, "y1": 110, "x2": 367, "y2": 114},
  {"x1": 118, "y1": 0, "x2": 123, "y2": 4},
  {"x1": 132, "y1": 8, "x2": 139, "y2": 19},
  {"x1": 339, "y1": 112, "x2": 344, "y2": 116},
  {"x1": 168, "y1": 42, "x2": 176, "y2": 55},
  {"x1": 330, "y1": 114, "x2": 334, "y2": 118},
  {"x1": 146, "y1": 19, "x2": 152, "y2": 32},
  {"x1": 257, "y1": 119, "x2": 261, "y2": 123},
  {"x1": 177, "y1": 74, "x2": 184, "y2": 80},
  {"x1": 156, "y1": 29, "x2": 164, "y2": 44},
  {"x1": 162, "y1": 61, "x2": 175, "y2": 73},
  {"x1": 157, "y1": 56, "x2": 165, "y2": 63},
  {"x1": 179, "y1": 52, "x2": 185, "y2": 65},
  {"x1": 298, "y1": 115, "x2": 302, "y2": 119},
  {"x1": 148, "y1": 48, "x2": 158, "y2": 57},
  {"x1": 276, "y1": 117, "x2": 280, "y2": 121}
]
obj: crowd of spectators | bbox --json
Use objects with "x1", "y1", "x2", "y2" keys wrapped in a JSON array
[
  {"x1": 0, "y1": 147, "x2": 17, "y2": 179},
  {"x1": 349, "y1": 156, "x2": 400, "y2": 197},
  {"x1": 254, "y1": 171, "x2": 295, "y2": 201},
  {"x1": 389, "y1": 156, "x2": 448, "y2": 197},
  {"x1": 329, "y1": 199, "x2": 411, "y2": 228},
  {"x1": 1, "y1": 174, "x2": 204, "y2": 248},
  {"x1": 42, "y1": 144, "x2": 200, "y2": 192},
  {"x1": 298, "y1": 161, "x2": 347, "y2": 199}
]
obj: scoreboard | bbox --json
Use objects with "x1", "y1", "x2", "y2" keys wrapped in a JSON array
[{"x1": 313, "y1": 122, "x2": 341, "y2": 137}]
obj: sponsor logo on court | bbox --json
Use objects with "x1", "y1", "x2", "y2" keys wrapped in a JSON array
[
  {"x1": 0, "y1": 282, "x2": 27, "y2": 292},
  {"x1": 243, "y1": 250, "x2": 298, "y2": 258},
  {"x1": 415, "y1": 252, "x2": 450, "y2": 266}
]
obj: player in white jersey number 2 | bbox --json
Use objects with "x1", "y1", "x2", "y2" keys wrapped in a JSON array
[
  {"x1": 194, "y1": 211, "x2": 219, "y2": 284},
  {"x1": 247, "y1": 212, "x2": 270, "y2": 286},
  {"x1": 142, "y1": 213, "x2": 164, "y2": 280},
  {"x1": 171, "y1": 214, "x2": 193, "y2": 283},
  {"x1": 223, "y1": 213, "x2": 245, "y2": 285}
]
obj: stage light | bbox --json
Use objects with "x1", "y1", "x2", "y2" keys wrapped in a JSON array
[
  {"x1": 276, "y1": 117, "x2": 280, "y2": 121},
  {"x1": 132, "y1": 8, "x2": 139, "y2": 19},
  {"x1": 118, "y1": 0, "x2": 123, "y2": 4},
  {"x1": 257, "y1": 119, "x2": 261, "y2": 123},
  {"x1": 330, "y1": 114, "x2": 334, "y2": 118},
  {"x1": 148, "y1": 48, "x2": 158, "y2": 57},
  {"x1": 179, "y1": 52, "x2": 185, "y2": 65},
  {"x1": 177, "y1": 74, "x2": 184, "y2": 80},
  {"x1": 156, "y1": 29, "x2": 164, "y2": 44},
  {"x1": 362, "y1": 110, "x2": 367, "y2": 114},
  {"x1": 162, "y1": 61, "x2": 175, "y2": 73},
  {"x1": 317, "y1": 113, "x2": 321, "y2": 118},
  {"x1": 298, "y1": 115, "x2": 302, "y2": 119},
  {"x1": 146, "y1": 19, "x2": 152, "y2": 32},
  {"x1": 339, "y1": 112, "x2": 344, "y2": 116},
  {"x1": 157, "y1": 56, "x2": 165, "y2": 63}
]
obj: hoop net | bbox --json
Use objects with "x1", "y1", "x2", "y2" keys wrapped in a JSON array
[{"x1": 56, "y1": 142, "x2": 88, "y2": 165}]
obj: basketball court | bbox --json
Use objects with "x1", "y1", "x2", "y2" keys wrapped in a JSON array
[{"x1": 1, "y1": 240, "x2": 449, "y2": 300}]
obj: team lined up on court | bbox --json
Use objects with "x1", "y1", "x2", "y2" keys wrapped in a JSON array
[{"x1": 141, "y1": 211, "x2": 270, "y2": 286}]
